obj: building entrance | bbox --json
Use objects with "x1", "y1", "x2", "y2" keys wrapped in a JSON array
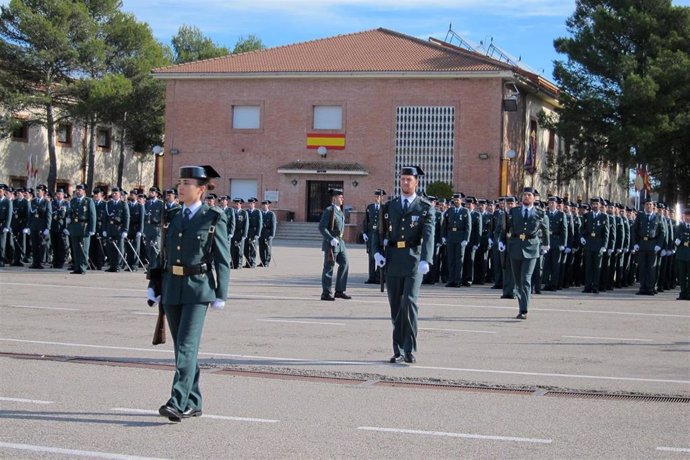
[{"x1": 307, "y1": 180, "x2": 343, "y2": 222}]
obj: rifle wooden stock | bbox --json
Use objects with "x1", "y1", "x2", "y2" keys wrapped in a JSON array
[{"x1": 152, "y1": 302, "x2": 166, "y2": 345}]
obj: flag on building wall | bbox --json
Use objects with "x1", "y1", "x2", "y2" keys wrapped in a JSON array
[
  {"x1": 524, "y1": 120, "x2": 537, "y2": 174},
  {"x1": 306, "y1": 133, "x2": 345, "y2": 150}
]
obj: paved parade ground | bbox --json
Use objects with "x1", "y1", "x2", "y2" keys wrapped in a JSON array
[{"x1": 1, "y1": 241, "x2": 689, "y2": 459}]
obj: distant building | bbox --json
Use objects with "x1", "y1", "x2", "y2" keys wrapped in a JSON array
[
  {"x1": 153, "y1": 28, "x2": 626, "y2": 221},
  {"x1": 0, "y1": 112, "x2": 154, "y2": 194}
]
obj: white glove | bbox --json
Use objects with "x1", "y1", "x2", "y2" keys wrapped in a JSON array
[
  {"x1": 564, "y1": 247, "x2": 572, "y2": 254},
  {"x1": 383, "y1": 238, "x2": 388, "y2": 247},
  {"x1": 362, "y1": 233, "x2": 368, "y2": 242},
  {"x1": 102, "y1": 231, "x2": 107, "y2": 237},
  {"x1": 540, "y1": 248, "x2": 548, "y2": 255},
  {"x1": 136, "y1": 232, "x2": 142, "y2": 238},
  {"x1": 43, "y1": 229, "x2": 49, "y2": 237},
  {"x1": 624, "y1": 248, "x2": 629, "y2": 253},
  {"x1": 676, "y1": 238, "x2": 682, "y2": 246},
  {"x1": 559, "y1": 245, "x2": 565, "y2": 252},
  {"x1": 461, "y1": 240, "x2": 468, "y2": 247},
  {"x1": 473, "y1": 245, "x2": 479, "y2": 251},
  {"x1": 498, "y1": 241, "x2": 506, "y2": 252},
  {"x1": 633, "y1": 244, "x2": 640, "y2": 252},
  {"x1": 660, "y1": 249, "x2": 667, "y2": 257},
  {"x1": 374, "y1": 252, "x2": 386, "y2": 268},
  {"x1": 146, "y1": 287, "x2": 160, "y2": 304},
  {"x1": 607, "y1": 249, "x2": 613, "y2": 255},
  {"x1": 330, "y1": 238, "x2": 338, "y2": 247},
  {"x1": 417, "y1": 261, "x2": 430, "y2": 274},
  {"x1": 121, "y1": 231, "x2": 128, "y2": 239},
  {"x1": 599, "y1": 247, "x2": 606, "y2": 254},
  {"x1": 23, "y1": 228, "x2": 30, "y2": 235},
  {"x1": 2, "y1": 227, "x2": 8, "y2": 233},
  {"x1": 210, "y1": 299, "x2": 225, "y2": 310},
  {"x1": 654, "y1": 245, "x2": 661, "y2": 253},
  {"x1": 441, "y1": 237, "x2": 447, "y2": 245},
  {"x1": 88, "y1": 231, "x2": 95, "y2": 236},
  {"x1": 63, "y1": 229, "x2": 70, "y2": 236},
  {"x1": 580, "y1": 237, "x2": 586, "y2": 246},
  {"x1": 542, "y1": 245, "x2": 550, "y2": 253},
  {"x1": 488, "y1": 238, "x2": 494, "y2": 246}
]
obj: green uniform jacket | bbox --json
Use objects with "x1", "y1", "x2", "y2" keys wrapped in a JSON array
[
  {"x1": 246, "y1": 208, "x2": 263, "y2": 239},
  {"x1": 373, "y1": 196, "x2": 435, "y2": 277},
  {"x1": 442, "y1": 206, "x2": 471, "y2": 243},
  {"x1": 631, "y1": 213, "x2": 665, "y2": 250},
  {"x1": 0, "y1": 196, "x2": 12, "y2": 231},
  {"x1": 260, "y1": 210, "x2": 277, "y2": 239},
  {"x1": 319, "y1": 205, "x2": 346, "y2": 253},
  {"x1": 502, "y1": 206, "x2": 550, "y2": 259},
  {"x1": 104, "y1": 199, "x2": 130, "y2": 237},
  {"x1": 232, "y1": 209, "x2": 249, "y2": 240},
  {"x1": 51, "y1": 199, "x2": 69, "y2": 233},
  {"x1": 28, "y1": 197, "x2": 51, "y2": 231},
  {"x1": 675, "y1": 223, "x2": 690, "y2": 262},
  {"x1": 157, "y1": 205, "x2": 230, "y2": 304},
  {"x1": 545, "y1": 210, "x2": 567, "y2": 248},
  {"x1": 144, "y1": 198, "x2": 164, "y2": 239},
  {"x1": 580, "y1": 211, "x2": 610, "y2": 252},
  {"x1": 67, "y1": 197, "x2": 97, "y2": 236}
]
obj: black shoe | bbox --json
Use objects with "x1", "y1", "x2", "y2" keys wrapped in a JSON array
[
  {"x1": 445, "y1": 282, "x2": 458, "y2": 287},
  {"x1": 106, "y1": 268, "x2": 119, "y2": 272},
  {"x1": 10, "y1": 262, "x2": 23, "y2": 267},
  {"x1": 70, "y1": 270, "x2": 85, "y2": 274},
  {"x1": 592, "y1": 289, "x2": 599, "y2": 294},
  {"x1": 320, "y1": 293, "x2": 335, "y2": 301},
  {"x1": 364, "y1": 280, "x2": 378, "y2": 284},
  {"x1": 29, "y1": 265, "x2": 43, "y2": 269},
  {"x1": 403, "y1": 352, "x2": 416, "y2": 363},
  {"x1": 582, "y1": 289, "x2": 591, "y2": 293},
  {"x1": 500, "y1": 294, "x2": 515, "y2": 299},
  {"x1": 334, "y1": 291, "x2": 351, "y2": 299},
  {"x1": 515, "y1": 313, "x2": 527, "y2": 320},
  {"x1": 181, "y1": 407, "x2": 202, "y2": 418},
  {"x1": 491, "y1": 284, "x2": 503, "y2": 289},
  {"x1": 389, "y1": 354, "x2": 404, "y2": 363},
  {"x1": 158, "y1": 404, "x2": 182, "y2": 422},
  {"x1": 461, "y1": 282, "x2": 472, "y2": 287},
  {"x1": 534, "y1": 290, "x2": 542, "y2": 294}
]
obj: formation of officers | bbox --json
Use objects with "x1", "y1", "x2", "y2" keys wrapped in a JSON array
[
  {"x1": 361, "y1": 187, "x2": 690, "y2": 309},
  {"x1": 0, "y1": 183, "x2": 277, "y2": 273}
]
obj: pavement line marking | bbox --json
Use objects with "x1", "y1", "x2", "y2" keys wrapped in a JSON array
[
  {"x1": 357, "y1": 426, "x2": 552, "y2": 444},
  {"x1": 413, "y1": 365, "x2": 690, "y2": 385},
  {"x1": 657, "y1": 447, "x2": 690, "y2": 453},
  {"x1": 562, "y1": 335, "x2": 653, "y2": 342},
  {"x1": 0, "y1": 441, "x2": 168, "y2": 460},
  {"x1": 4, "y1": 338, "x2": 688, "y2": 383},
  {"x1": 257, "y1": 319, "x2": 346, "y2": 326},
  {"x1": 0, "y1": 282, "x2": 141, "y2": 292},
  {"x1": 111, "y1": 407, "x2": 279, "y2": 423},
  {"x1": 420, "y1": 327, "x2": 496, "y2": 334},
  {"x1": 0, "y1": 338, "x2": 368, "y2": 365},
  {"x1": 437, "y1": 303, "x2": 690, "y2": 319},
  {"x1": 132, "y1": 312, "x2": 159, "y2": 316},
  {"x1": 0, "y1": 396, "x2": 54, "y2": 404},
  {"x1": 2, "y1": 304, "x2": 79, "y2": 311}
]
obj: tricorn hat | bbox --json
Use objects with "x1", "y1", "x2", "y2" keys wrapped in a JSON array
[
  {"x1": 374, "y1": 188, "x2": 387, "y2": 196},
  {"x1": 400, "y1": 165, "x2": 424, "y2": 177},
  {"x1": 179, "y1": 165, "x2": 220, "y2": 180},
  {"x1": 328, "y1": 188, "x2": 344, "y2": 197}
]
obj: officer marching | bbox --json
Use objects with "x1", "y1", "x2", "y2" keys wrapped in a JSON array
[
  {"x1": 147, "y1": 165, "x2": 230, "y2": 423},
  {"x1": 498, "y1": 187, "x2": 549, "y2": 319},
  {"x1": 372, "y1": 166, "x2": 434, "y2": 363},
  {"x1": 319, "y1": 188, "x2": 350, "y2": 301}
]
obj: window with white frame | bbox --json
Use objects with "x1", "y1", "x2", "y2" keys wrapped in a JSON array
[
  {"x1": 394, "y1": 106, "x2": 455, "y2": 195},
  {"x1": 232, "y1": 105, "x2": 261, "y2": 129},
  {"x1": 313, "y1": 105, "x2": 342, "y2": 130}
]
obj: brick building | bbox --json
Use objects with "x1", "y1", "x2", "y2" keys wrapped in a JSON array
[{"x1": 153, "y1": 28, "x2": 626, "y2": 223}]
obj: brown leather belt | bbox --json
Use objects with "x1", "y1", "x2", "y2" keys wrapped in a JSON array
[{"x1": 170, "y1": 263, "x2": 208, "y2": 276}]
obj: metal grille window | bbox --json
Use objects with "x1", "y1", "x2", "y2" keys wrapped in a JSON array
[{"x1": 394, "y1": 106, "x2": 455, "y2": 196}]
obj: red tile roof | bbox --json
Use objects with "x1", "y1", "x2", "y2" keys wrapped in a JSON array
[{"x1": 153, "y1": 28, "x2": 511, "y2": 76}]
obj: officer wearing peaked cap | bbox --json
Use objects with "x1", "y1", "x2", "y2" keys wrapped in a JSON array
[
  {"x1": 103, "y1": 187, "x2": 130, "y2": 272},
  {"x1": 363, "y1": 188, "x2": 386, "y2": 284},
  {"x1": 674, "y1": 208, "x2": 690, "y2": 300},
  {"x1": 0, "y1": 184, "x2": 12, "y2": 267},
  {"x1": 148, "y1": 164, "x2": 230, "y2": 422},
  {"x1": 319, "y1": 188, "x2": 350, "y2": 300},
  {"x1": 230, "y1": 198, "x2": 248, "y2": 269},
  {"x1": 28, "y1": 184, "x2": 52, "y2": 268},
  {"x1": 498, "y1": 187, "x2": 549, "y2": 319},
  {"x1": 580, "y1": 197, "x2": 610, "y2": 293},
  {"x1": 67, "y1": 184, "x2": 97, "y2": 274},
  {"x1": 259, "y1": 200, "x2": 276, "y2": 267},
  {"x1": 244, "y1": 197, "x2": 262, "y2": 268},
  {"x1": 144, "y1": 186, "x2": 165, "y2": 267},
  {"x1": 372, "y1": 166, "x2": 435, "y2": 364},
  {"x1": 50, "y1": 187, "x2": 69, "y2": 268},
  {"x1": 632, "y1": 198, "x2": 665, "y2": 295},
  {"x1": 442, "y1": 192, "x2": 471, "y2": 287}
]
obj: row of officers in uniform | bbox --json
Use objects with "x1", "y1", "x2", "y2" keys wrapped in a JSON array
[
  {"x1": 0, "y1": 183, "x2": 277, "y2": 273},
  {"x1": 362, "y1": 189, "x2": 690, "y2": 303}
]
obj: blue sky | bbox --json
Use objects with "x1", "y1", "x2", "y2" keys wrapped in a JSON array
[{"x1": 117, "y1": 0, "x2": 689, "y2": 80}]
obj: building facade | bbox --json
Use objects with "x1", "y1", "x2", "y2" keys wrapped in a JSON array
[{"x1": 153, "y1": 28, "x2": 626, "y2": 222}]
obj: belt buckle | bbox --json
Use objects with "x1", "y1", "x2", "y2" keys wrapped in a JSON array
[
  {"x1": 590, "y1": 232, "x2": 595, "y2": 237},
  {"x1": 397, "y1": 241, "x2": 406, "y2": 249},
  {"x1": 172, "y1": 265, "x2": 184, "y2": 276},
  {"x1": 685, "y1": 242, "x2": 689, "y2": 247},
  {"x1": 643, "y1": 237, "x2": 649, "y2": 241},
  {"x1": 519, "y1": 234, "x2": 526, "y2": 241},
  {"x1": 452, "y1": 227, "x2": 457, "y2": 231}
]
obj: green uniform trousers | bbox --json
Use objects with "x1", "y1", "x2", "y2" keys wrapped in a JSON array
[
  {"x1": 677, "y1": 259, "x2": 689, "y2": 299},
  {"x1": 386, "y1": 273, "x2": 422, "y2": 354},
  {"x1": 164, "y1": 302, "x2": 208, "y2": 412},
  {"x1": 510, "y1": 257, "x2": 537, "y2": 314}
]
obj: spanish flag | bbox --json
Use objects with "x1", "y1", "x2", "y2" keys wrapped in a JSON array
[{"x1": 307, "y1": 133, "x2": 345, "y2": 150}]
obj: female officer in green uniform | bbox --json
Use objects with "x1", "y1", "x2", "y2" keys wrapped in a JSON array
[{"x1": 147, "y1": 165, "x2": 230, "y2": 422}]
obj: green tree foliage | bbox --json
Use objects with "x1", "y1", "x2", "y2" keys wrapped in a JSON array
[
  {"x1": 425, "y1": 181, "x2": 453, "y2": 201},
  {"x1": 171, "y1": 25, "x2": 230, "y2": 64},
  {"x1": 551, "y1": 0, "x2": 690, "y2": 203},
  {"x1": 233, "y1": 34, "x2": 265, "y2": 54}
]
